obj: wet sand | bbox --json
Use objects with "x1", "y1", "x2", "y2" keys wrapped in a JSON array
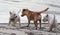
[{"x1": 0, "y1": 23, "x2": 60, "y2": 35}]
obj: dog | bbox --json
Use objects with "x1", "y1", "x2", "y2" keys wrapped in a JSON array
[
  {"x1": 8, "y1": 11, "x2": 21, "y2": 27},
  {"x1": 21, "y1": 8, "x2": 49, "y2": 29},
  {"x1": 43, "y1": 14, "x2": 58, "y2": 32}
]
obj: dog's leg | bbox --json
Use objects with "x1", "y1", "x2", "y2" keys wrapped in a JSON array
[
  {"x1": 39, "y1": 19, "x2": 41, "y2": 29},
  {"x1": 34, "y1": 20, "x2": 38, "y2": 30},
  {"x1": 27, "y1": 20, "x2": 30, "y2": 27},
  {"x1": 19, "y1": 20, "x2": 21, "y2": 27},
  {"x1": 8, "y1": 20, "x2": 11, "y2": 26},
  {"x1": 12, "y1": 21, "x2": 16, "y2": 26},
  {"x1": 48, "y1": 24, "x2": 53, "y2": 32}
]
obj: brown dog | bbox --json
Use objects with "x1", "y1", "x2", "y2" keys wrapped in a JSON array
[{"x1": 21, "y1": 8, "x2": 49, "y2": 29}]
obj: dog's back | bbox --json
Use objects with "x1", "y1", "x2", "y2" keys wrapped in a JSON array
[{"x1": 26, "y1": 10, "x2": 41, "y2": 20}]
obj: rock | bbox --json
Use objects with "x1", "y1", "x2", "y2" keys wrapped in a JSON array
[
  {"x1": 10, "y1": 33, "x2": 16, "y2": 35},
  {"x1": 27, "y1": 32, "x2": 34, "y2": 35}
]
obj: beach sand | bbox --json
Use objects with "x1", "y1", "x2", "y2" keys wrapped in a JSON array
[{"x1": 0, "y1": 23, "x2": 60, "y2": 35}]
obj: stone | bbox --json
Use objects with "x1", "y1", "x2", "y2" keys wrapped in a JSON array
[{"x1": 10, "y1": 33, "x2": 16, "y2": 35}]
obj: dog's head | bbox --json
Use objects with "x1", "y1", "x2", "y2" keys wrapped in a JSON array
[
  {"x1": 21, "y1": 9, "x2": 28, "y2": 17},
  {"x1": 9, "y1": 11, "x2": 17, "y2": 20},
  {"x1": 43, "y1": 14, "x2": 48, "y2": 22}
]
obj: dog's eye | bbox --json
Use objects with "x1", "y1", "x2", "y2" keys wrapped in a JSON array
[{"x1": 14, "y1": 14, "x2": 16, "y2": 15}]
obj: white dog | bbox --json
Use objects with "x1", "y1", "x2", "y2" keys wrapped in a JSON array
[
  {"x1": 8, "y1": 11, "x2": 21, "y2": 27},
  {"x1": 43, "y1": 14, "x2": 58, "y2": 32}
]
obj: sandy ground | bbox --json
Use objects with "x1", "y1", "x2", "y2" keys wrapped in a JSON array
[{"x1": 0, "y1": 23, "x2": 60, "y2": 35}]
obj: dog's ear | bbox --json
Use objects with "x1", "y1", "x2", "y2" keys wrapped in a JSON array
[
  {"x1": 23, "y1": 9, "x2": 26, "y2": 12},
  {"x1": 9, "y1": 11, "x2": 12, "y2": 14},
  {"x1": 46, "y1": 14, "x2": 48, "y2": 17}
]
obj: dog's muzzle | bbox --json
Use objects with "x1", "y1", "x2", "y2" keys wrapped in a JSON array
[
  {"x1": 21, "y1": 15, "x2": 24, "y2": 17},
  {"x1": 10, "y1": 18, "x2": 15, "y2": 21},
  {"x1": 43, "y1": 19, "x2": 48, "y2": 22}
]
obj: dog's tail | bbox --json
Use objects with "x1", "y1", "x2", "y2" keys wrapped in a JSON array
[{"x1": 39, "y1": 8, "x2": 49, "y2": 13}]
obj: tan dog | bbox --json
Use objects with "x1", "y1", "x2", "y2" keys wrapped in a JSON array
[{"x1": 21, "y1": 8, "x2": 49, "y2": 29}]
